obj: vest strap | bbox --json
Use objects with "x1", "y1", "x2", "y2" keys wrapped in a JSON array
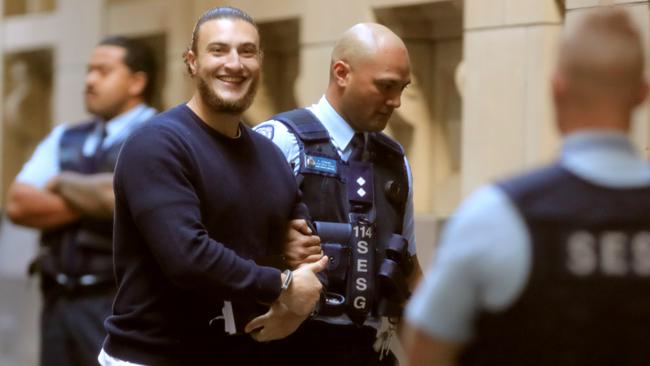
[
  {"x1": 346, "y1": 214, "x2": 376, "y2": 324},
  {"x1": 272, "y1": 109, "x2": 330, "y2": 142}
]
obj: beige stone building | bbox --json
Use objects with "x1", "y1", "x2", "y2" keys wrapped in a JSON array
[{"x1": 0, "y1": 0, "x2": 648, "y2": 364}]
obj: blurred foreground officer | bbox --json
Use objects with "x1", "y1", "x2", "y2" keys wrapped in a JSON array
[
  {"x1": 255, "y1": 23, "x2": 422, "y2": 365},
  {"x1": 99, "y1": 7, "x2": 325, "y2": 366},
  {"x1": 405, "y1": 8, "x2": 650, "y2": 366},
  {"x1": 6, "y1": 36, "x2": 156, "y2": 366}
]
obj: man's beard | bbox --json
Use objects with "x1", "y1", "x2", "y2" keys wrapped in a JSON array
[{"x1": 196, "y1": 73, "x2": 258, "y2": 115}]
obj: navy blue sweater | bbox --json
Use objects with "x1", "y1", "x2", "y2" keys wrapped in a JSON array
[{"x1": 104, "y1": 104, "x2": 300, "y2": 364}]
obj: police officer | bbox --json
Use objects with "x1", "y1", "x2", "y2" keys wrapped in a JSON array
[
  {"x1": 405, "y1": 8, "x2": 650, "y2": 366},
  {"x1": 254, "y1": 23, "x2": 422, "y2": 365},
  {"x1": 6, "y1": 36, "x2": 157, "y2": 366}
]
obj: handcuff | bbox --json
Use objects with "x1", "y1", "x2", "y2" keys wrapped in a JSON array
[{"x1": 281, "y1": 269, "x2": 293, "y2": 291}]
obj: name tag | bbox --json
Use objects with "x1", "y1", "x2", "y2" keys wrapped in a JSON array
[{"x1": 304, "y1": 155, "x2": 338, "y2": 174}]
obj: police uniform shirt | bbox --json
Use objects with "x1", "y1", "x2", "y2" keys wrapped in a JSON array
[
  {"x1": 15, "y1": 104, "x2": 156, "y2": 188},
  {"x1": 405, "y1": 130, "x2": 650, "y2": 342},
  {"x1": 254, "y1": 95, "x2": 416, "y2": 256}
]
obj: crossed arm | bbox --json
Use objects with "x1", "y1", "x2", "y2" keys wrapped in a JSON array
[
  {"x1": 48, "y1": 172, "x2": 115, "y2": 219},
  {"x1": 6, "y1": 172, "x2": 114, "y2": 229}
]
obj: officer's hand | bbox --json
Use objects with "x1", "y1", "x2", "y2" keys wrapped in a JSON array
[
  {"x1": 279, "y1": 256, "x2": 328, "y2": 316},
  {"x1": 284, "y1": 219, "x2": 322, "y2": 269},
  {"x1": 45, "y1": 175, "x2": 60, "y2": 192},
  {"x1": 244, "y1": 301, "x2": 305, "y2": 342}
]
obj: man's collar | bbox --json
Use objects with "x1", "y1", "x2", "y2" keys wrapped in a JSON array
[
  {"x1": 307, "y1": 95, "x2": 357, "y2": 150},
  {"x1": 102, "y1": 103, "x2": 149, "y2": 137},
  {"x1": 561, "y1": 129, "x2": 635, "y2": 158}
]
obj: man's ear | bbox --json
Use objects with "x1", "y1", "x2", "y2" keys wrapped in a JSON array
[
  {"x1": 551, "y1": 71, "x2": 566, "y2": 106},
  {"x1": 633, "y1": 79, "x2": 649, "y2": 107},
  {"x1": 186, "y1": 50, "x2": 198, "y2": 76},
  {"x1": 551, "y1": 70, "x2": 571, "y2": 134},
  {"x1": 332, "y1": 60, "x2": 351, "y2": 87},
  {"x1": 129, "y1": 71, "x2": 148, "y2": 98}
]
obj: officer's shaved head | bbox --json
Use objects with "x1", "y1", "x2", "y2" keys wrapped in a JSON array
[
  {"x1": 553, "y1": 7, "x2": 647, "y2": 132},
  {"x1": 326, "y1": 23, "x2": 411, "y2": 132},
  {"x1": 558, "y1": 8, "x2": 644, "y2": 105},
  {"x1": 330, "y1": 23, "x2": 408, "y2": 81}
]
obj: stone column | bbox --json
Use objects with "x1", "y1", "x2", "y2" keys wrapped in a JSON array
[
  {"x1": 294, "y1": 0, "x2": 373, "y2": 106},
  {"x1": 54, "y1": 0, "x2": 104, "y2": 123},
  {"x1": 0, "y1": 0, "x2": 5, "y2": 204},
  {"x1": 164, "y1": 0, "x2": 196, "y2": 105},
  {"x1": 462, "y1": 0, "x2": 563, "y2": 195}
]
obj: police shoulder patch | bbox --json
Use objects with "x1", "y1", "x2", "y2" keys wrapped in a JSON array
[{"x1": 255, "y1": 125, "x2": 275, "y2": 140}]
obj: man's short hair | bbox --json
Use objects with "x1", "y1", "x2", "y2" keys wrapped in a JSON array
[
  {"x1": 559, "y1": 7, "x2": 644, "y2": 101},
  {"x1": 99, "y1": 36, "x2": 157, "y2": 104},
  {"x1": 182, "y1": 6, "x2": 258, "y2": 75}
]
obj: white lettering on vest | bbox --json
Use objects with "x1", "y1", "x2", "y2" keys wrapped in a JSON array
[
  {"x1": 567, "y1": 231, "x2": 597, "y2": 276},
  {"x1": 354, "y1": 225, "x2": 373, "y2": 239},
  {"x1": 601, "y1": 231, "x2": 627, "y2": 275},
  {"x1": 566, "y1": 230, "x2": 650, "y2": 276},
  {"x1": 357, "y1": 240, "x2": 368, "y2": 254},
  {"x1": 357, "y1": 259, "x2": 368, "y2": 272},
  {"x1": 632, "y1": 232, "x2": 650, "y2": 275},
  {"x1": 356, "y1": 277, "x2": 367, "y2": 291},
  {"x1": 353, "y1": 296, "x2": 367, "y2": 309}
]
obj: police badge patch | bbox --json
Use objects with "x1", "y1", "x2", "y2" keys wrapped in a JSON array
[{"x1": 256, "y1": 125, "x2": 274, "y2": 140}]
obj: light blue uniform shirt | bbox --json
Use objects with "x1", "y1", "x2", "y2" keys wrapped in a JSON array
[
  {"x1": 255, "y1": 95, "x2": 416, "y2": 255},
  {"x1": 16, "y1": 104, "x2": 156, "y2": 189},
  {"x1": 406, "y1": 130, "x2": 650, "y2": 342}
]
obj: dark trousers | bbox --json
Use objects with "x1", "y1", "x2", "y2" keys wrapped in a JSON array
[
  {"x1": 267, "y1": 320, "x2": 397, "y2": 366},
  {"x1": 40, "y1": 287, "x2": 113, "y2": 366}
]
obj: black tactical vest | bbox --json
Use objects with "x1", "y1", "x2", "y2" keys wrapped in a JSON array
[
  {"x1": 460, "y1": 164, "x2": 650, "y2": 366},
  {"x1": 272, "y1": 109, "x2": 411, "y2": 321},
  {"x1": 39, "y1": 121, "x2": 125, "y2": 278}
]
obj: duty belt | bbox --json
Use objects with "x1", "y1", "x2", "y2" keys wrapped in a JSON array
[{"x1": 45, "y1": 272, "x2": 114, "y2": 294}]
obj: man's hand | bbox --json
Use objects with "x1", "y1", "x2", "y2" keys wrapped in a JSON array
[
  {"x1": 284, "y1": 219, "x2": 322, "y2": 269},
  {"x1": 279, "y1": 255, "x2": 328, "y2": 315},
  {"x1": 244, "y1": 256, "x2": 328, "y2": 342},
  {"x1": 244, "y1": 301, "x2": 305, "y2": 342}
]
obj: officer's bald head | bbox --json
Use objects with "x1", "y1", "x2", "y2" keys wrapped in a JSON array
[
  {"x1": 556, "y1": 8, "x2": 645, "y2": 109},
  {"x1": 330, "y1": 23, "x2": 408, "y2": 81},
  {"x1": 325, "y1": 23, "x2": 411, "y2": 132}
]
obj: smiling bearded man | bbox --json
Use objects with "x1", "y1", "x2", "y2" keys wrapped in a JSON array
[
  {"x1": 192, "y1": 35, "x2": 259, "y2": 114},
  {"x1": 99, "y1": 6, "x2": 326, "y2": 366}
]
